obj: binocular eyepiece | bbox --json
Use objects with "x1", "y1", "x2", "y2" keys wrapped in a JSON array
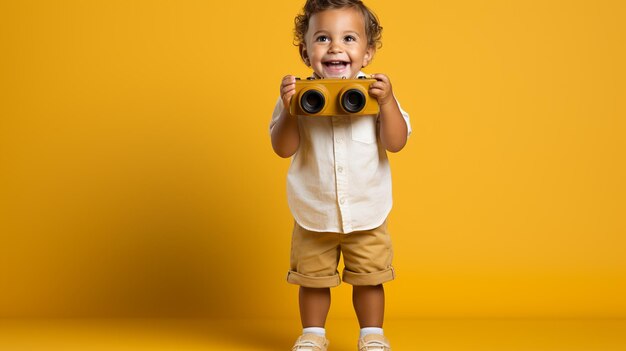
[
  {"x1": 300, "y1": 89, "x2": 325, "y2": 114},
  {"x1": 290, "y1": 77, "x2": 379, "y2": 117},
  {"x1": 342, "y1": 88, "x2": 367, "y2": 113},
  {"x1": 300, "y1": 87, "x2": 366, "y2": 114}
]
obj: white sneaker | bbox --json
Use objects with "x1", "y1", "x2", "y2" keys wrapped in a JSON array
[
  {"x1": 292, "y1": 333, "x2": 329, "y2": 351},
  {"x1": 358, "y1": 334, "x2": 391, "y2": 351}
]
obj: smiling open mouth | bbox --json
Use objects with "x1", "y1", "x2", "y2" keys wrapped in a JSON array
[{"x1": 323, "y1": 61, "x2": 349, "y2": 69}]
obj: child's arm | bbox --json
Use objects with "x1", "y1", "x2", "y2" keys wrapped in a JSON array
[
  {"x1": 369, "y1": 74, "x2": 408, "y2": 153},
  {"x1": 271, "y1": 75, "x2": 300, "y2": 158}
]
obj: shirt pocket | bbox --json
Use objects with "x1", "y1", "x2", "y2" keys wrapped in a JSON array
[{"x1": 350, "y1": 115, "x2": 377, "y2": 144}]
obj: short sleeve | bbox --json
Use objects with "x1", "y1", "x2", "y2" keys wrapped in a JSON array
[{"x1": 269, "y1": 97, "x2": 284, "y2": 135}]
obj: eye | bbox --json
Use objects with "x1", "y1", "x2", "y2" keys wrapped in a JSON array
[
  {"x1": 344, "y1": 35, "x2": 356, "y2": 42},
  {"x1": 315, "y1": 35, "x2": 329, "y2": 42}
]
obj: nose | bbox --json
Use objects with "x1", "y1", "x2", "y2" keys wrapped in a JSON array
[{"x1": 328, "y1": 42, "x2": 343, "y2": 53}]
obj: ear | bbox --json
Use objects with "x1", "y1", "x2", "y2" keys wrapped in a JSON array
[
  {"x1": 299, "y1": 44, "x2": 310, "y2": 66},
  {"x1": 362, "y1": 45, "x2": 376, "y2": 68}
]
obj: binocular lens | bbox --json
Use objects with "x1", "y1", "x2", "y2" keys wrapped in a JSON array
[
  {"x1": 301, "y1": 90, "x2": 325, "y2": 114},
  {"x1": 342, "y1": 89, "x2": 366, "y2": 113}
]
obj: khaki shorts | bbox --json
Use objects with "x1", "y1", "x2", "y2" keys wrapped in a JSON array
[{"x1": 287, "y1": 220, "x2": 395, "y2": 288}]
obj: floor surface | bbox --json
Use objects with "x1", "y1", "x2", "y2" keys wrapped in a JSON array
[{"x1": 0, "y1": 318, "x2": 625, "y2": 350}]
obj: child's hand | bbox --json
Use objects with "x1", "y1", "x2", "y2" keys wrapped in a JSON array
[
  {"x1": 280, "y1": 75, "x2": 297, "y2": 110},
  {"x1": 369, "y1": 73, "x2": 395, "y2": 106}
]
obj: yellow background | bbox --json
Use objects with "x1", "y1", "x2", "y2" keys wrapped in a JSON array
[{"x1": 1, "y1": 0, "x2": 624, "y2": 319}]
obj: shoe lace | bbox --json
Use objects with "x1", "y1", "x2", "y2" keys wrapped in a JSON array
[
  {"x1": 361, "y1": 339, "x2": 390, "y2": 351},
  {"x1": 293, "y1": 340, "x2": 320, "y2": 351}
]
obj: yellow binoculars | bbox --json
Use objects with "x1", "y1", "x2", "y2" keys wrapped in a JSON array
[{"x1": 290, "y1": 77, "x2": 379, "y2": 117}]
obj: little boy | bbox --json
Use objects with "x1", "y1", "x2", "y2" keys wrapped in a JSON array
[{"x1": 270, "y1": 1, "x2": 411, "y2": 350}]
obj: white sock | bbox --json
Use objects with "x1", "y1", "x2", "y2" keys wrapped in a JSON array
[
  {"x1": 303, "y1": 327, "x2": 326, "y2": 337},
  {"x1": 360, "y1": 327, "x2": 384, "y2": 339}
]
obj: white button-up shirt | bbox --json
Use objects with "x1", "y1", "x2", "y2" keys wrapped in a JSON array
[{"x1": 270, "y1": 73, "x2": 411, "y2": 233}]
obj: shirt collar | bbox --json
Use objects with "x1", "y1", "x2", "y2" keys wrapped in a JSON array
[{"x1": 309, "y1": 71, "x2": 368, "y2": 79}]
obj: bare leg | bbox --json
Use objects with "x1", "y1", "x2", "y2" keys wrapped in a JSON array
[
  {"x1": 352, "y1": 284, "x2": 385, "y2": 328},
  {"x1": 299, "y1": 287, "x2": 331, "y2": 328}
]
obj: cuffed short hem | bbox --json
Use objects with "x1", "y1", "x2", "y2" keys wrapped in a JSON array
[
  {"x1": 342, "y1": 266, "x2": 395, "y2": 286},
  {"x1": 287, "y1": 271, "x2": 342, "y2": 288}
]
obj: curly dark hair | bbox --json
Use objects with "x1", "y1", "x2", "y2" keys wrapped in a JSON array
[{"x1": 294, "y1": 0, "x2": 383, "y2": 49}]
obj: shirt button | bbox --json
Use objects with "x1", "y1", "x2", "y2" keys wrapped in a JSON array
[
  {"x1": 336, "y1": 137, "x2": 343, "y2": 143},
  {"x1": 340, "y1": 198, "x2": 345, "y2": 204},
  {"x1": 337, "y1": 166, "x2": 343, "y2": 173}
]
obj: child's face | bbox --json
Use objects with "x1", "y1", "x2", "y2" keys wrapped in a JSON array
[{"x1": 301, "y1": 7, "x2": 374, "y2": 79}]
